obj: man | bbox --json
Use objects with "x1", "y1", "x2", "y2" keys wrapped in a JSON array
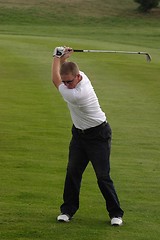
[{"x1": 51, "y1": 46, "x2": 124, "y2": 226}]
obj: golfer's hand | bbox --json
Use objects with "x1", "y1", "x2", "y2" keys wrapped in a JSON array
[
  {"x1": 62, "y1": 47, "x2": 73, "y2": 59},
  {"x1": 53, "y1": 46, "x2": 73, "y2": 58},
  {"x1": 53, "y1": 47, "x2": 65, "y2": 58}
]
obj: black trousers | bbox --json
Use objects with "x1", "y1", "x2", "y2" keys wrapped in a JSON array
[{"x1": 60, "y1": 122, "x2": 124, "y2": 219}]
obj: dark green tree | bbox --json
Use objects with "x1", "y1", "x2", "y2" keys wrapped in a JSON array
[{"x1": 134, "y1": 0, "x2": 160, "y2": 12}]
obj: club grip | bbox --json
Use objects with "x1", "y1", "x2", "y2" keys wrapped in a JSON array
[{"x1": 73, "y1": 49, "x2": 83, "y2": 52}]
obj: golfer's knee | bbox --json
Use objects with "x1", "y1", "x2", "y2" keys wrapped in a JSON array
[{"x1": 97, "y1": 174, "x2": 111, "y2": 183}]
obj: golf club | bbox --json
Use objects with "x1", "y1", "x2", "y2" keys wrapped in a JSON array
[{"x1": 73, "y1": 49, "x2": 152, "y2": 62}]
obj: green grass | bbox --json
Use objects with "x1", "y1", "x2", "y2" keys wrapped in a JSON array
[{"x1": 0, "y1": 1, "x2": 160, "y2": 240}]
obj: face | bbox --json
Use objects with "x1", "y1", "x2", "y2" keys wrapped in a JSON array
[{"x1": 61, "y1": 73, "x2": 81, "y2": 89}]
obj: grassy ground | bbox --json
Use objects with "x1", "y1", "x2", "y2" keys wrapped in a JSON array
[{"x1": 0, "y1": 1, "x2": 160, "y2": 240}]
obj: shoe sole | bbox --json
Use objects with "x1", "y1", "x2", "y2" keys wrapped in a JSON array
[
  {"x1": 57, "y1": 218, "x2": 70, "y2": 222},
  {"x1": 112, "y1": 223, "x2": 123, "y2": 226}
]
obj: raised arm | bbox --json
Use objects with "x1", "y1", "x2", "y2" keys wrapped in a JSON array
[{"x1": 51, "y1": 47, "x2": 73, "y2": 89}]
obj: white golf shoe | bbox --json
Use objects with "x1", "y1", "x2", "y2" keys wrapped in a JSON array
[
  {"x1": 57, "y1": 214, "x2": 71, "y2": 222},
  {"x1": 111, "y1": 217, "x2": 123, "y2": 226}
]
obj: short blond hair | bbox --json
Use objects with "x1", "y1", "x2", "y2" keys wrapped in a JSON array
[{"x1": 60, "y1": 62, "x2": 79, "y2": 76}]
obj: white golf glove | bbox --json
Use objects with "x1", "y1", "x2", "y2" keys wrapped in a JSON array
[{"x1": 53, "y1": 46, "x2": 65, "y2": 58}]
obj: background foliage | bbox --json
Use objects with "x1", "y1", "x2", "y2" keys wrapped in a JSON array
[{"x1": 134, "y1": 0, "x2": 160, "y2": 12}]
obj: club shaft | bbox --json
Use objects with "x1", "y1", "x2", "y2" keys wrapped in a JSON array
[
  {"x1": 74, "y1": 49, "x2": 146, "y2": 55},
  {"x1": 73, "y1": 49, "x2": 151, "y2": 62}
]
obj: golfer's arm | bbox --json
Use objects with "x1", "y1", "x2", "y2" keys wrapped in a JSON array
[
  {"x1": 52, "y1": 48, "x2": 73, "y2": 88},
  {"x1": 51, "y1": 57, "x2": 62, "y2": 89}
]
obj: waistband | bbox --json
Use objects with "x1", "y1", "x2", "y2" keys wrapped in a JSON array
[{"x1": 74, "y1": 121, "x2": 107, "y2": 134}]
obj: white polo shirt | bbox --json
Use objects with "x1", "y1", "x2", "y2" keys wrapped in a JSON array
[{"x1": 58, "y1": 71, "x2": 106, "y2": 130}]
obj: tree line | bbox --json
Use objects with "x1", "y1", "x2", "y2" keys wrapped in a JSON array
[{"x1": 134, "y1": 0, "x2": 160, "y2": 12}]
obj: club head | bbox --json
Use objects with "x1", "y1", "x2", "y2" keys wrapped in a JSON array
[{"x1": 146, "y1": 53, "x2": 152, "y2": 62}]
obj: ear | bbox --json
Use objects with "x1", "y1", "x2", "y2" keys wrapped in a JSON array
[{"x1": 77, "y1": 74, "x2": 82, "y2": 80}]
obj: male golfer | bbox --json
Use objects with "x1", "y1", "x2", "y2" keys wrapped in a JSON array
[{"x1": 52, "y1": 46, "x2": 124, "y2": 226}]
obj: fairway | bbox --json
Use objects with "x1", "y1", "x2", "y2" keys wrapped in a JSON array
[{"x1": 0, "y1": 1, "x2": 160, "y2": 240}]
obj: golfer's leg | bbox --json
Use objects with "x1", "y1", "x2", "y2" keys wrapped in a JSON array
[
  {"x1": 88, "y1": 124, "x2": 124, "y2": 218},
  {"x1": 60, "y1": 137, "x2": 89, "y2": 217}
]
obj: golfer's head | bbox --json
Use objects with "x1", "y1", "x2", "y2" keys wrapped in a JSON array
[{"x1": 60, "y1": 62, "x2": 81, "y2": 89}]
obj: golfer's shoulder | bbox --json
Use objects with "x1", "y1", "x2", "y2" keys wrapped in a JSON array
[
  {"x1": 80, "y1": 71, "x2": 91, "y2": 86},
  {"x1": 80, "y1": 71, "x2": 88, "y2": 80}
]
